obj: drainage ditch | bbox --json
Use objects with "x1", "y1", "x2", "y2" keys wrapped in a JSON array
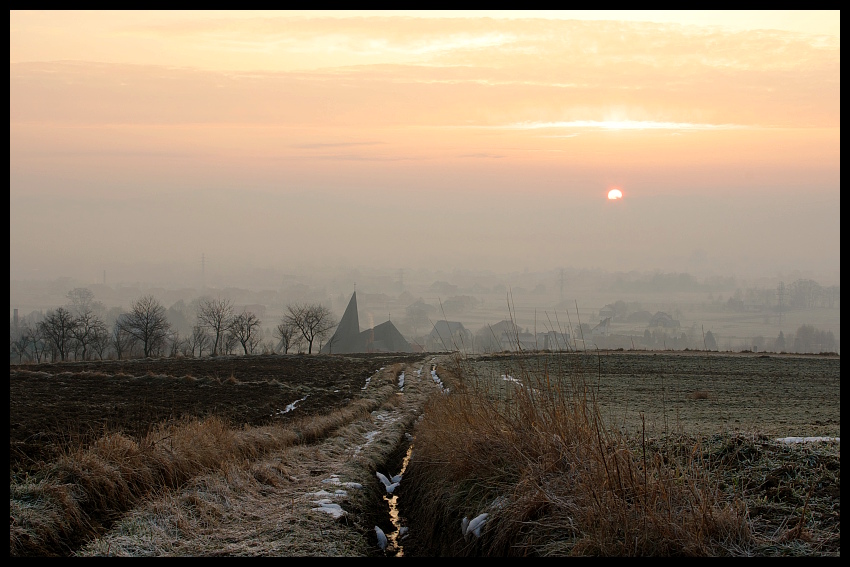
[
  {"x1": 367, "y1": 362, "x2": 444, "y2": 557},
  {"x1": 369, "y1": 438, "x2": 415, "y2": 557}
]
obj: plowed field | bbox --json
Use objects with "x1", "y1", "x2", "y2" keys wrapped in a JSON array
[{"x1": 10, "y1": 353, "x2": 423, "y2": 473}]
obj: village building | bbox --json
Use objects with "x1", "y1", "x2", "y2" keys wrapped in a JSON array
[
  {"x1": 592, "y1": 317, "x2": 612, "y2": 337},
  {"x1": 599, "y1": 304, "x2": 616, "y2": 319},
  {"x1": 321, "y1": 292, "x2": 414, "y2": 354},
  {"x1": 425, "y1": 320, "x2": 473, "y2": 352},
  {"x1": 648, "y1": 312, "x2": 680, "y2": 329}
]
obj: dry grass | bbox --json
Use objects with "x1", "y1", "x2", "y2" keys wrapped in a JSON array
[
  {"x1": 401, "y1": 352, "x2": 753, "y2": 556},
  {"x1": 69, "y1": 362, "x2": 423, "y2": 557},
  {"x1": 9, "y1": 366, "x2": 403, "y2": 557}
]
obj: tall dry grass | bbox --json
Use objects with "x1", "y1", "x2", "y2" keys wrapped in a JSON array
[
  {"x1": 10, "y1": 390, "x2": 390, "y2": 557},
  {"x1": 402, "y1": 352, "x2": 752, "y2": 556}
]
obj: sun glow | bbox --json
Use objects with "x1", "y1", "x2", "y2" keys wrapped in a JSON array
[
  {"x1": 507, "y1": 120, "x2": 746, "y2": 131},
  {"x1": 608, "y1": 188, "x2": 623, "y2": 200}
]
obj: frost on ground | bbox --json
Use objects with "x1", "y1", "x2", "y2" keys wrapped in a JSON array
[{"x1": 774, "y1": 436, "x2": 840, "y2": 444}]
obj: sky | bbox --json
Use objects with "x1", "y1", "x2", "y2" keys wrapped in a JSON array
[{"x1": 9, "y1": 10, "x2": 841, "y2": 286}]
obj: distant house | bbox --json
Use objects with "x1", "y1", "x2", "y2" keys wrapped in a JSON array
[
  {"x1": 537, "y1": 330, "x2": 571, "y2": 351},
  {"x1": 498, "y1": 330, "x2": 572, "y2": 352},
  {"x1": 648, "y1": 312, "x2": 680, "y2": 329},
  {"x1": 626, "y1": 310, "x2": 652, "y2": 325},
  {"x1": 599, "y1": 304, "x2": 616, "y2": 319},
  {"x1": 361, "y1": 320, "x2": 414, "y2": 353},
  {"x1": 592, "y1": 317, "x2": 612, "y2": 337},
  {"x1": 472, "y1": 321, "x2": 573, "y2": 352},
  {"x1": 501, "y1": 329, "x2": 537, "y2": 352},
  {"x1": 474, "y1": 320, "x2": 521, "y2": 353},
  {"x1": 426, "y1": 320, "x2": 473, "y2": 352}
]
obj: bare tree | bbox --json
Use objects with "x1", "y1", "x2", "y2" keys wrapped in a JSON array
[
  {"x1": 704, "y1": 330, "x2": 718, "y2": 351},
  {"x1": 188, "y1": 324, "x2": 211, "y2": 357},
  {"x1": 274, "y1": 320, "x2": 301, "y2": 354},
  {"x1": 13, "y1": 313, "x2": 48, "y2": 363},
  {"x1": 284, "y1": 303, "x2": 337, "y2": 354},
  {"x1": 111, "y1": 317, "x2": 137, "y2": 360},
  {"x1": 167, "y1": 330, "x2": 181, "y2": 357},
  {"x1": 222, "y1": 331, "x2": 239, "y2": 355},
  {"x1": 230, "y1": 311, "x2": 262, "y2": 355},
  {"x1": 38, "y1": 307, "x2": 76, "y2": 361},
  {"x1": 69, "y1": 308, "x2": 107, "y2": 361},
  {"x1": 178, "y1": 335, "x2": 194, "y2": 358},
  {"x1": 247, "y1": 328, "x2": 264, "y2": 354},
  {"x1": 196, "y1": 297, "x2": 235, "y2": 356},
  {"x1": 67, "y1": 287, "x2": 96, "y2": 312},
  {"x1": 26, "y1": 323, "x2": 48, "y2": 363},
  {"x1": 10, "y1": 327, "x2": 31, "y2": 363},
  {"x1": 122, "y1": 295, "x2": 171, "y2": 358},
  {"x1": 90, "y1": 324, "x2": 111, "y2": 360}
]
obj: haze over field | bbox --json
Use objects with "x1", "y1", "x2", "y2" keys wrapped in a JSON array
[{"x1": 10, "y1": 10, "x2": 840, "y2": 287}]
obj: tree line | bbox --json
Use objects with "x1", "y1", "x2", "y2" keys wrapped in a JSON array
[
  {"x1": 9, "y1": 288, "x2": 337, "y2": 364},
  {"x1": 723, "y1": 279, "x2": 839, "y2": 313}
]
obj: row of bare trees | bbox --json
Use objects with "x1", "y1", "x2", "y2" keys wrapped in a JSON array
[
  {"x1": 10, "y1": 288, "x2": 338, "y2": 363},
  {"x1": 193, "y1": 297, "x2": 264, "y2": 356},
  {"x1": 192, "y1": 298, "x2": 336, "y2": 355},
  {"x1": 10, "y1": 293, "x2": 173, "y2": 363}
]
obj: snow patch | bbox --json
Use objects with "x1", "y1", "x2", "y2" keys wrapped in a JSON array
[
  {"x1": 311, "y1": 499, "x2": 346, "y2": 519},
  {"x1": 272, "y1": 394, "x2": 309, "y2": 416}
]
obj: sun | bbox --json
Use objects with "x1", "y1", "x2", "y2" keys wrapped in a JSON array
[{"x1": 607, "y1": 188, "x2": 623, "y2": 200}]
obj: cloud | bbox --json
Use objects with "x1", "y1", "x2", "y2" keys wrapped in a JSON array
[
  {"x1": 458, "y1": 153, "x2": 504, "y2": 159},
  {"x1": 504, "y1": 120, "x2": 749, "y2": 131},
  {"x1": 293, "y1": 141, "x2": 385, "y2": 149},
  {"x1": 307, "y1": 154, "x2": 416, "y2": 161}
]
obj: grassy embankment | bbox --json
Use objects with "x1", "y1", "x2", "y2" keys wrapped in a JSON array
[{"x1": 402, "y1": 350, "x2": 756, "y2": 556}]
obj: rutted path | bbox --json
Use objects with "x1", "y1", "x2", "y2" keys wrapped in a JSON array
[{"x1": 75, "y1": 356, "x2": 451, "y2": 557}]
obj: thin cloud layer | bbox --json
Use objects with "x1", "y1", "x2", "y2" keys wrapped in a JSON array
[{"x1": 9, "y1": 11, "x2": 841, "y2": 281}]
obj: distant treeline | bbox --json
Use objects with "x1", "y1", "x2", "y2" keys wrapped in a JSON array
[
  {"x1": 724, "y1": 279, "x2": 839, "y2": 312},
  {"x1": 611, "y1": 273, "x2": 839, "y2": 311},
  {"x1": 611, "y1": 272, "x2": 736, "y2": 293}
]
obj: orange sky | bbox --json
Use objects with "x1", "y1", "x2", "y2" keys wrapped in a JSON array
[{"x1": 9, "y1": 11, "x2": 841, "y2": 282}]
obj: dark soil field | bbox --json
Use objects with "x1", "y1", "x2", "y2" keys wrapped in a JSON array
[{"x1": 10, "y1": 353, "x2": 422, "y2": 474}]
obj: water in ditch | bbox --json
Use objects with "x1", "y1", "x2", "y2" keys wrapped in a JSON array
[{"x1": 384, "y1": 444, "x2": 413, "y2": 557}]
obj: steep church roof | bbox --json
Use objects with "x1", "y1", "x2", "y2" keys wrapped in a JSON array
[{"x1": 321, "y1": 292, "x2": 361, "y2": 354}]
